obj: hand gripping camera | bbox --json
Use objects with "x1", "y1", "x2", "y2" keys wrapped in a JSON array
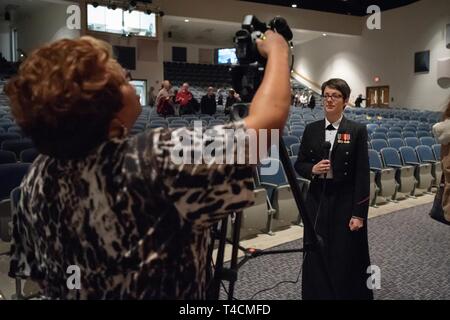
[
  {"x1": 234, "y1": 15, "x2": 293, "y2": 65},
  {"x1": 230, "y1": 15, "x2": 294, "y2": 119}
]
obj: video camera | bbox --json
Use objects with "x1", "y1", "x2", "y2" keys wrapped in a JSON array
[
  {"x1": 234, "y1": 15, "x2": 293, "y2": 65},
  {"x1": 230, "y1": 15, "x2": 294, "y2": 119}
]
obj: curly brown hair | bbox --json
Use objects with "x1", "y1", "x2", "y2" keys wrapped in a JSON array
[{"x1": 5, "y1": 36, "x2": 126, "y2": 159}]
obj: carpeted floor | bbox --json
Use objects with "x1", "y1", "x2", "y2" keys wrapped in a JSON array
[{"x1": 219, "y1": 203, "x2": 450, "y2": 300}]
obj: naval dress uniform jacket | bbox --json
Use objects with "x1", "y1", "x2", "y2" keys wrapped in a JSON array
[{"x1": 294, "y1": 116, "x2": 373, "y2": 300}]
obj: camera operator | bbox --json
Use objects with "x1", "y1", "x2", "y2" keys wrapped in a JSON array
[{"x1": 5, "y1": 31, "x2": 290, "y2": 299}]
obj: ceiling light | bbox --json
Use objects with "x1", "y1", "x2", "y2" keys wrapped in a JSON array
[
  {"x1": 184, "y1": 19, "x2": 189, "y2": 22},
  {"x1": 322, "y1": 33, "x2": 327, "y2": 36},
  {"x1": 291, "y1": 4, "x2": 297, "y2": 8}
]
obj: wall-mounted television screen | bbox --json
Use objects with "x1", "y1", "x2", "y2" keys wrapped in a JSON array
[
  {"x1": 217, "y1": 48, "x2": 237, "y2": 64},
  {"x1": 113, "y1": 46, "x2": 136, "y2": 70},
  {"x1": 87, "y1": 4, "x2": 156, "y2": 38},
  {"x1": 414, "y1": 50, "x2": 430, "y2": 73}
]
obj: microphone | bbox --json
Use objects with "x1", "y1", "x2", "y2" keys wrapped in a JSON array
[{"x1": 322, "y1": 141, "x2": 331, "y2": 160}]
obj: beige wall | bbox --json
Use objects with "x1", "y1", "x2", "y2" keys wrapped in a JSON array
[
  {"x1": 294, "y1": 0, "x2": 450, "y2": 111},
  {"x1": 80, "y1": 0, "x2": 164, "y2": 92},
  {"x1": 16, "y1": 3, "x2": 80, "y2": 54},
  {"x1": 164, "y1": 42, "x2": 220, "y2": 64}
]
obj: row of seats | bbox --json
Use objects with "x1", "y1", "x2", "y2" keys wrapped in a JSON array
[
  {"x1": 368, "y1": 145, "x2": 441, "y2": 205},
  {"x1": 369, "y1": 131, "x2": 433, "y2": 140},
  {"x1": 369, "y1": 138, "x2": 439, "y2": 152}
]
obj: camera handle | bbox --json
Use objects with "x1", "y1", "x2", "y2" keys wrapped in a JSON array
[{"x1": 207, "y1": 114, "x2": 336, "y2": 300}]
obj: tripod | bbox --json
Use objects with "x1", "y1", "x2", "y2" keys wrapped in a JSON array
[{"x1": 207, "y1": 125, "x2": 336, "y2": 300}]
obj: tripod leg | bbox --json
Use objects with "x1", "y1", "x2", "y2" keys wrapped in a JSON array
[
  {"x1": 227, "y1": 211, "x2": 242, "y2": 300},
  {"x1": 208, "y1": 217, "x2": 228, "y2": 300}
]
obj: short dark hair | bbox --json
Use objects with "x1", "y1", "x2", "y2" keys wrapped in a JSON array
[{"x1": 321, "y1": 78, "x2": 351, "y2": 101}]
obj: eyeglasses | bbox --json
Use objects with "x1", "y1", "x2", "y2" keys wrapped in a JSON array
[{"x1": 322, "y1": 94, "x2": 343, "y2": 101}]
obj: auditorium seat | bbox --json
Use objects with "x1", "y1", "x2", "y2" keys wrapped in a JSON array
[
  {"x1": 0, "y1": 150, "x2": 17, "y2": 164},
  {"x1": 415, "y1": 145, "x2": 442, "y2": 188},
  {"x1": 399, "y1": 146, "x2": 433, "y2": 194},
  {"x1": 371, "y1": 139, "x2": 388, "y2": 152},
  {"x1": 0, "y1": 163, "x2": 31, "y2": 243},
  {"x1": 388, "y1": 138, "x2": 405, "y2": 150},
  {"x1": 1, "y1": 139, "x2": 34, "y2": 158},
  {"x1": 368, "y1": 149, "x2": 398, "y2": 203},
  {"x1": 257, "y1": 158, "x2": 300, "y2": 232},
  {"x1": 19, "y1": 148, "x2": 39, "y2": 163},
  {"x1": 419, "y1": 137, "x2": 436, "y2": 147},
  {"x1": 380, "y1": 147, "x2": 416, "y2": 198}
]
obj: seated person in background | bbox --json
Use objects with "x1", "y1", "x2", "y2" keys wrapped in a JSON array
[
  {"x1": 156, "y1": 80, "x2": 175, "y2": 117},
  {"x1": 5, "y1": 31, "x2": 291, "y2": 299},
  {"x1": 200, "y1": 87, "x2": 217, "y2": 115},
  {"x1": 176, "y1": 82, "x2": 194, "y2": 115},
  {"x1": 224, "y1": 89, "x2": 241, "y2": 115}
]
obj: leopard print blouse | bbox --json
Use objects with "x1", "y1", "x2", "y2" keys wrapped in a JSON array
[{"x1": 9, "y1": 121, "x2": 255, "y2": 299}]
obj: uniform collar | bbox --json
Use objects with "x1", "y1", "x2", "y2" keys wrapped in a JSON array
[{"x1": 325, "y1": 114, "x2": 343, "y2": 130}]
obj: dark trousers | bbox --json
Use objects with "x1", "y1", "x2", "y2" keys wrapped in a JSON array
[{"x1": 302, "y1": 179, "x2": 373, "y2": 300}]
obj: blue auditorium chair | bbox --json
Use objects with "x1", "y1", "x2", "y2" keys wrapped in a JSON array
[
  {"x1": 390, "y1": 126, "x2": 402, "y2": 133},
  {"x1": 415, "y1": 145, "x2": 442, "y2": 187},
  {"x1": 388, "y1": 138, "x2": 405, "y2": 150},
  {"x1": 374, "y1": 127, "x2": 388, "y2": 134},
  {"x1": 368, "y1": 149, "x2": 398, "y2": 203},
  {"x1": 416, "y1": 130, "x2": 432, "y2": 138},
  {"x1": 0, "y1": 133, "x2": 21, "y2": 146},
  {"x1": 399, "y1": 146, "x2": 433, "y2": 194},
  {"x1": 371, "y1": 139, "x2": 388, "y2": 152},
  {"x1": 387, "y1": 131, "x2": 402, "y2": 139},
  {"x1": 0, "y1": 150, "x2": 17, "y2": 164},
  {"x1": 380, "y1": 147, "x2": 416, "y2": 197},
  {"x1": 282, "y1": 136, "x2": 300, "y2": 155},
  {"x1": 432, "y1": 144, "x2": 441, "y2": 161},
  {"x1": 290, "y1": 143, "x2": 300, "y2": 156},
  {"x1": 1, "y1": 139, "x2": 34, "y2": 158},
  {"x1": 420, "y1": 136, "x2": 436, "y2": 147},
  {"x1": 404, "y1": 137, "x2": 420, "y2": 148},
  {"x1": 0, "y1": 163, "x2": 31, "y2": 243},
  {"x1": 372, "y1": 132, "x2": 388, "y2": 140},
  {"x1": 402, "y1": 131, "x2": 416, "y2": 139},
  {"x1": 257, "y1": 158, "x2": 301, "y2": 231},
  {"x1": 19, "y1": 148, "x2": 39, "y2": 163},
  {"x1": 289, "y1": 130, "x2": 303, "y2": 139}
]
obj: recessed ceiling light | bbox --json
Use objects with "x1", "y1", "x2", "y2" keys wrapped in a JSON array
[
  {"x1": 184, "y1": 19, "x2": 190, "y2": 22},
  {"x1": 322, "y1": 33, "x2": 327, "y2": 36},
  {"x1": 291, "y1": 4, "x2": 297, "y2": 8}
]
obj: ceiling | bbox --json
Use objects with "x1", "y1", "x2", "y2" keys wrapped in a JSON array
[
  {"x1": 163, "y1": 16, "x2": 325, "y2": 47},
  {"x1": 0, "y1": 0, "x2": 74, "y2": 15},
  {"x1": 241, "y1": 0, "x2": 420, "y2": 16}
]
